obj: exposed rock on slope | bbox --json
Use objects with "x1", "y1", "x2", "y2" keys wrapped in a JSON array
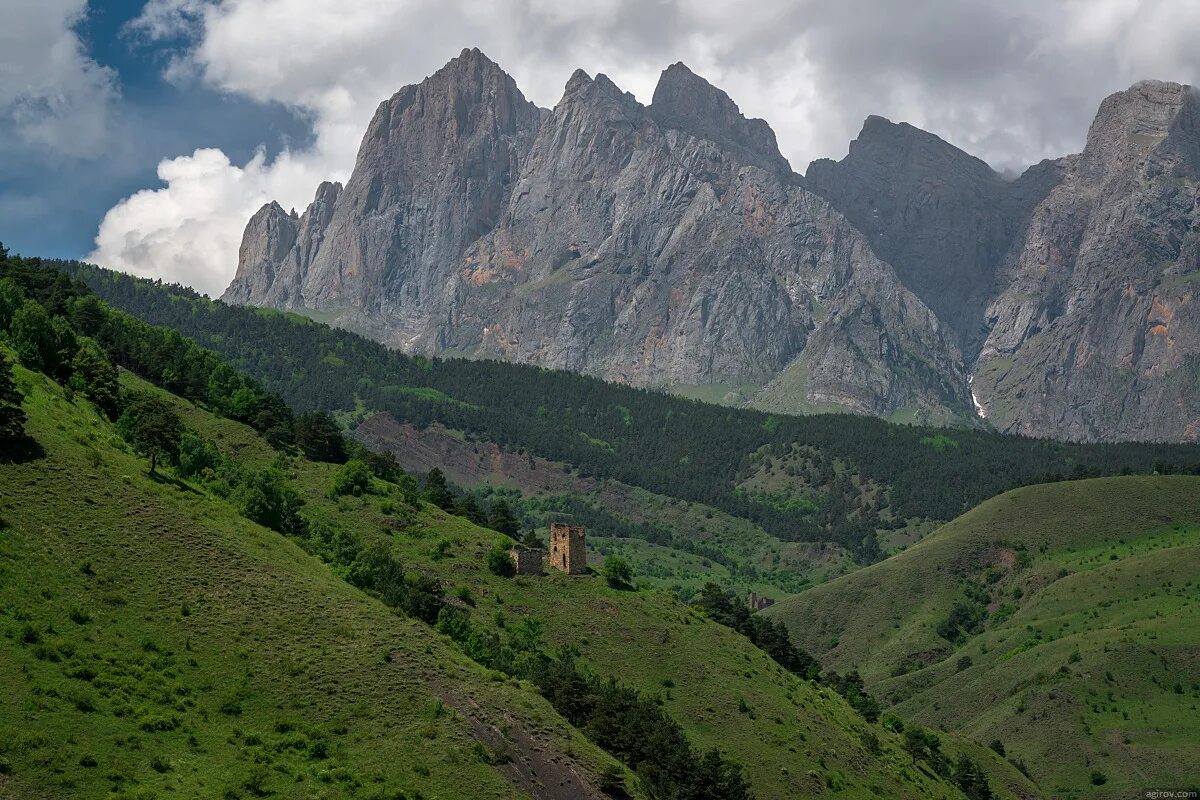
[
  {"x1": 806, "y1": 116, "x2": 1062, "y2": 357},
  {"x1": 224, "y1": 50, "x2": 973, "y2": 423},
  {"x1": 974, "y1": 81, "x2": 1200, "y2": 441}
]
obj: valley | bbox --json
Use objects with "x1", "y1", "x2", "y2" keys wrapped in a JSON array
[{"x1": 5, "y1": 8, "x2": 1200, "y2": 800}]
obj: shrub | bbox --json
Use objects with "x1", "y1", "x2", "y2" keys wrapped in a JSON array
[
  {"x1": 602, "y1": 556, "x2": 633, "y2": 588},
  {"x1": 329, "y1": 459, "x2": 372, "y2": 497},
  {"x1": 487, "y1": 545, "x2": 514, "y2": 577}
]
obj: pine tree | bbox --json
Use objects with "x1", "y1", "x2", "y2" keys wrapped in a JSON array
[
  {"x1": 118, "y1": 395, "x2": 183, "y2": 475},
  {"x1": 488, "y1": 498, "x2": 520, "y2": 537},
  {"x1": 0, "y1": 355, "x2": 28, "y2": 445},
  {"x1": 423, "y1": 468, "x2": 454, "y2": 511},
  {"x1": 70, "y1": 337, "x2": 120, "y2": 419}
]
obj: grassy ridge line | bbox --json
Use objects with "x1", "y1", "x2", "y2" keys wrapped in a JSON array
[
  {"x1": 766, "y1": 476, "x2": 1200, "y2": 796},
  {"x1": 768, "y1": 477, "x2": 1200, "y2": 677},
  {"x1": 0, "y1": 361, "x2": 633, "y2": 799}
]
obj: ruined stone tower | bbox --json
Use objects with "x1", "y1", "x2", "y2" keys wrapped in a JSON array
[
  {"x1": 548, "y1": 522, "x2": 586, "y2": 575},
  {"x1": 508, "y1": 545, "x2": 543, "y2": 576}
]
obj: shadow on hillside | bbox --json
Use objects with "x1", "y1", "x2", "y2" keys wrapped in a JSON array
[
  {"x1": 0, "y1": 435, "x2": 45, "y2": 464},
  {"x1": 147, "y1": 470, "x2": 201, "y2": 495}
]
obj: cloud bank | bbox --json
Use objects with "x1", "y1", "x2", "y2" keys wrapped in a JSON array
[
  {"x1": 0, "y1": 0, "x2": 117, "y2": 157},
  {"x1": 87, "y1": 0, "x2": 1200, "y2": 296}
]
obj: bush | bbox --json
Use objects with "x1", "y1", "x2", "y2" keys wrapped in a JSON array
[
  {"x1": 602, "y1": 556, "x2": 633, "y2": 588},
  {"x1": 487, "y1": 545, "x2": 515, "y2": 577},
  {"x1": 235, "y1": 468, "x2": 307, "y2": 536},
  {"x1": 330, "y1": 459, "x2": 372, "y2": 497},
  {"x1": 1090, "y1": 770, "x2": 1107, "y2": 786}
]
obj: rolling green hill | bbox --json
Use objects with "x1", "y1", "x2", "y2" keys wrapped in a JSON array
[
  {"x1": 143, "y1": 370, "x2": 1011, "y2": 800},
  {"x1": 766, "y1": 477, "x2": 1200, "y2": 797},
  {"x1": 0, "y1": 359, "x2": 632, "y2": 800}
]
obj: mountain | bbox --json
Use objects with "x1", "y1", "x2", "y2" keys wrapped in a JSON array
[
  {"x1": 765, "y1": 475, "x2": 1200, "y2": 797},
  {"x1": 974, "y1": 81, "x2": 1200, "y2": 441},
  {"x1": 225, "y1": 49, "x2": 973, "y2": 425},
  {"x1": 805, "y1": 116, "x2": 1063, "y2": 357},
  {"x1": 807, "y1": 80, "x2": 1200, "y2": 442},
  {"x1": 223, "y1": 53, "x2": 1200, "y2": 442}
]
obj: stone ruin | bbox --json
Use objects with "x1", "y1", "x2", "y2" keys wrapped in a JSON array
[
  {"x1": 748, "y1": 591, "x2": 775, "y2": 611},
  {"x1": 548, "y1": 522, "x2": 587, "y2": 575},
  {"x1": 508, "y1": 545, "x2": 544, "y2": 576}
]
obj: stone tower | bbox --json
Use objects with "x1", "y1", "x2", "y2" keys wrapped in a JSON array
[
  {"x1": 548, "y1": 522, "x2": 586, "y2": 575},
  {"x1": 508, "y1": 545, "x2": 543, "y2": 576}
]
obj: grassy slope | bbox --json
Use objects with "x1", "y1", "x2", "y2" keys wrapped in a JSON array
[
  {"x1": 767, "y1": 476, "x2": 1200, "y2": 797},
  {"x1": 236, "y1": 447, "x2": 1028, "y2": 798},
  {"x1": 0, "y1": 364, "x2": 635, "y2": 800},
  {"x1": 89, "y1": 371, "x2": 986, "y2": 800}
]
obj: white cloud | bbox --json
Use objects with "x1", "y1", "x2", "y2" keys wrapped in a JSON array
[
  {"x1": 0, "y1": 0, "x2": 117, "y2": 157},
  {"x1": 90, "y1": 0, "x2": 1200, "y2": 296},
  {"x1": 91, "y1": 146, "x2": 331, "y2": 296}
]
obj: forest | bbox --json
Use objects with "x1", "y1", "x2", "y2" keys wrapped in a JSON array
[{"x1": 28, "y1": 255, "x2": 1200, "y2": 560}]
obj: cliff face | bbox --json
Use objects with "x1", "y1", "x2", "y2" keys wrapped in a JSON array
[
  {"x1": 225, "y1": 52, "x2": 972, "y2": 424},
  {"x1": 806, "y1": 116, "x2": 1063, "y2": 358},
  {"x1": 973, "y1": 81, "x2": 1200, "y2": 441},
  {"x1": 223, "y1": 50, "x2": 1200, "y2": 441},
  {"x1": 225, "y1": 47, "x2": 542, "y2": 324}
]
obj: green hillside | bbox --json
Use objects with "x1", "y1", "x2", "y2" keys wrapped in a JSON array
[
  {"x1": 150, "y1": 371, "x2": 1004, "y2": 800},
  {"x1": 349, "y1": 415, "x2": 854, "y2": 600},
  {"x1": 0, "y1": 360, "x2": 631, "y2": 799},
  {"x1": 766, "y1": 477, "x2": 1200, "y2": 797},
  {"x1": 0, "y1": 253, "x2": 1013, "y2": 798}
]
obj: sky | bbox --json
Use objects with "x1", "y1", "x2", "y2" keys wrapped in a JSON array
[{"x1": 3, "y1": 0, "x2": 1200, "y2": 297}]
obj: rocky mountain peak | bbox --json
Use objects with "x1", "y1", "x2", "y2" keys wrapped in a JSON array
[
  {"x1": 313, "y1": 180, "x2": 342, "y2": 204},
  {"x1": 649, "y1": 62, "x2": 792, "y2": 175},
  {"x1": 561, "y1": 69, "x2": 639, "y2": 109},
  {"x1": 1078, "y1": 79, "x2": 1197, "y2": 177},
  {"x1": 805, "y1": 112, "x2": 1056, "y2": 356},
  {"x1": 359, "y1": 47, "x2": 537, "y2": 154},
  {"x1": 850, "y1": 115, "x2": 998, "y2": 176}
]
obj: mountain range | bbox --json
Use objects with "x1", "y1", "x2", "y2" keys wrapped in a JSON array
[{"x1": 224, "y1": 49, "x2": 1200, "y2": 442}]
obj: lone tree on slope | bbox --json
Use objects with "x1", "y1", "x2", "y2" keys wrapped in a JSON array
[{"x1": 119, "y1": 395, "x2": 183, "y2": 475}]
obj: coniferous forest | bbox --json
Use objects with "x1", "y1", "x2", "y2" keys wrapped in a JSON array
[{"x1": 26, "y1": 256, "x2": 1200, "y2": 560}]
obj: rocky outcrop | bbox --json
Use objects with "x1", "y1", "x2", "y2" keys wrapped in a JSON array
[
  {"x1": 806, "y1": 116, "x2": 1062, "y2": 357},
  {"x1": 222, "y1": 50, "x2": 1200, "y2": 441},
  {"x1": 224, "y1": 51, "x2": 972, "y2": 423},
  {"x1": 973, "y1": 81, "x2": 1200, "y2": 441},
  {"x1": 226, "y1": 181, "x2": 342, "y2": 306}
]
